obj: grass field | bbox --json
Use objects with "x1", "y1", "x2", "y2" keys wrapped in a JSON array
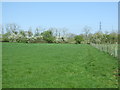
[{"x1": 2, "y1": 43, "x2": 118, "y2": 88}]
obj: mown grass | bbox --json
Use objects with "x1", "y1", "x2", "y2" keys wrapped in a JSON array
[
  {"x1": 2, "y1": 43, "x2": 118, "y2": 88},
  {"x1": 0, "y1": 42, "x2": 2, "y2": 89}
]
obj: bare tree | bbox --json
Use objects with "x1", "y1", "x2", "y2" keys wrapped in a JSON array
[
  {"x1": 62, "y1": 27, "x2": 68, "y2": 38},
  {"x1": 34, "y1": 27, "x2": 40, "y2": 36},
  {"x1": 5, "y1": 24, "x2": 19, "y2": 35},
  {"x1": 83, "y1": 26, "x2": 91, "y2": 43},
  {"x1": 83, "y1": 26, "x2": 91, "y2": 37},
  {"x1": 28, "y1": 27, "x2": 33, "y2": 37},
  {"x1": 55, "y1": 28, "x2": 58, "y2": 37},
  {"x1": 57, "y1": 29, "x2": 61, "y2": 39},
  {"x1": 0, "y1": 24, "x2": 3, "y2": 34}
]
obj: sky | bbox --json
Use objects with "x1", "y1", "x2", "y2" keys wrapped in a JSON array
[{"x1": 2, "y1": 2, "x2": 118, "y2": 34}]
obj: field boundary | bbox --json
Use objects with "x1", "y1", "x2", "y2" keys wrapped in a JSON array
[{"x1": 91, "y1": 43, "x2": 118, "y2": 58}]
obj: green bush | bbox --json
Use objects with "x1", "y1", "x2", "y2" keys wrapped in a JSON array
[
  {"x1": 74, "y1": 35, "x2": 84, "y2": 44},
  {"x1": 2, "y1": 33, "x2": 10, "y2": 42},
  {"x1": 31, "y1": 37, "x2": 46, "y2": 43},
  {"x1": 41, "y1": 30, "x2": 55, "y2": 43},
  {"x1": 16, "y1": 37, "x2": 28, "y2": 43}
]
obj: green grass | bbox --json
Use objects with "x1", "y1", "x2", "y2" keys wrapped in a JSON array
[
  {"x1": 2, "y1": 43, "x2": 118, "y2": 88},
  {"x1": 0, "y1": 42, "x2": 2, "y2": 89}
]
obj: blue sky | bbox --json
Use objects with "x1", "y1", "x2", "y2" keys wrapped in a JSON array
[{"x1": 2, "y1": 2, "x2": 118, "y2": 34}]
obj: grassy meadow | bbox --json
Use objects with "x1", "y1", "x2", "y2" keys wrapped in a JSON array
[{"x1": 2, "y1": 43, "x2": 118, "y2": 88}]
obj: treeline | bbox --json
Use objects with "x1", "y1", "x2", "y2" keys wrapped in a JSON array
[
  {"x1": 1, "y1": 24, "x2": 68, "y2": 43},
  {"x1": 0, "y1": 24, "x2": 118, "y2": 44}
]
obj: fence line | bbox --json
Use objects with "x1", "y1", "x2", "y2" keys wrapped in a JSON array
[{"x1": 91, "y1": 43, "x2": 118, "y2": 58}]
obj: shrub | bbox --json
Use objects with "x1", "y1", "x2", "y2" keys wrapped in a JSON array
[
  {"x1": 41, "y1": 30, "x2": 55, "y2": 43},
  {"x1": 2, "y1": 33, "x2": 10, "y2": 42},
  {"x1": 74, "y1": 35, "x2": 84, "y2": 44}
]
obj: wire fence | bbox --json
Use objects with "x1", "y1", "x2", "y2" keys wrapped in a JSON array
[{"x1": 91, "y1": 43, "x2": 118, "y2": 58}]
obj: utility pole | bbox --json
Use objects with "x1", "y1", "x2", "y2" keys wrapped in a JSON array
[
  {"x1": 112, "y1": 26, "x2": 113, "y2": 31},
  {"x1": 99, "y1": 21, "x2": 102, "y2": 44},
  {"x1": 99, "y1": 21, "x2": 102, "y2": 31}
]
